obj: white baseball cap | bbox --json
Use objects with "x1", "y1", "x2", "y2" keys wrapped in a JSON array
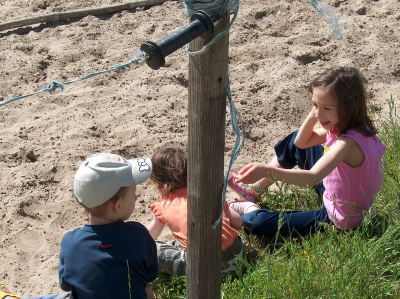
[{"x1": 74, "y1": 153, "x2": 152, "y2": 208}]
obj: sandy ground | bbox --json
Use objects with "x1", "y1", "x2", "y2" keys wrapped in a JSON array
[{"x1": 0, "y1": 0, "x2": 399, "y2": 295}]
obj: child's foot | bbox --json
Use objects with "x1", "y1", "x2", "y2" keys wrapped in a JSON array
[
  {"x1": 228, "y1": 200, "x2": 260, "y2": 216},
  {"x1": 227, "y1": 174, "x2": 262, "y2": 202}
]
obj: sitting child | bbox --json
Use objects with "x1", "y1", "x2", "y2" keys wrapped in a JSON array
[
  {"x1": 2, "y1": 153, "x2": 158, "y2": 299},
  {"x1": 146, "y1": 146, "x2": 246, "y2": 280},
  {"x1": 59, "y1": 153, "x2": 158, "y2": 299},
  {"x1": 228, "y1": 66, "x2": 386, "y2": 238}
]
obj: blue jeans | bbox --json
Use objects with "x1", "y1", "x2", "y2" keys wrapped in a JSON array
[{"x1": 241, "y1": 131, "x2": 332, "y2": 238}]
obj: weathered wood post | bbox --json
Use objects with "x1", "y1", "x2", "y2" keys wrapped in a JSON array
[{"x1": 187, "y1": 11, "x2": 230, "y2": 299}]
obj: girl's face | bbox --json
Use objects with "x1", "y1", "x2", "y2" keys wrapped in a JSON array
[
  {"x1": 312, "y1": 87, "x2": 339, "y2": 131},
  {"x1": 118, "y1": 185, "x2": 138, "y2": 220}
]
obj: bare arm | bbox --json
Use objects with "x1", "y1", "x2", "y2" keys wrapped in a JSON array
[
  {"x1": 145, "y1": 287, "x2": 155, "y2": 299},
  {"x1": 234, "y1": 138, "x2": 353, "y2": 187},
  {"x1": 295, "y1": 107, "x2": 327, "y2": 149},
  {"x1": 146, "y1": 216, "x2": 165, "y2": 240}
]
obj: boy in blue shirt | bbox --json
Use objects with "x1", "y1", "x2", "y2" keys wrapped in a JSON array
[
  {"x1": 59, "y1": 153, "x2": 158, "y2": 299},
  {"x1": 1, "y1": 153, "x2": 157, "y2": 299}
]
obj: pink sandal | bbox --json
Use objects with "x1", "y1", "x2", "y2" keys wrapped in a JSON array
[{"x1": 227, "y1": 174, "x2": 260, "y2": 202}]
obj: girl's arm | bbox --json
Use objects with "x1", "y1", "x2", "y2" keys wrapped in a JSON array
[
  {"x1": 235, "y1": 137, "x2": 355, "y2": 187},
  {"x1": 146, "y1": 216, "x2": 165, "y2": 240},
  {"x1": 295, "y1": 107, "x2": 327, "y2": 149},
  {"x1": 145, "y1": 287, "x2": 156, "y2": 299}
]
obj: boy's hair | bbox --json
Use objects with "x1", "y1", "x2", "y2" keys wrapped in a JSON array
[
  {"x1": 78, "y1": 187, "x2": 125, "y2": 217},
  {"x1": 308, "y1": 66, "x2": 377, "y2": 136},
  {"x1": 150, "y1": 147, "x2": 187, "y2": 196}
]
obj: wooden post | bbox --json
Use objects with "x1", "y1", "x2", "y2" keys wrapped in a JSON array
[{"x1": 187, "y1": 13, "x2": 230, "y2": 299}]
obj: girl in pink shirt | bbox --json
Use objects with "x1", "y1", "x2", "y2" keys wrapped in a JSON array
[{"x1": 228, "y1": 66, "x2": 386, "y2": 237}]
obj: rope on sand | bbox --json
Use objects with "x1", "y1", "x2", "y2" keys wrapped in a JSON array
[
  {"x1": 0, "y1": 0, "x2": 343, "y2": 107},
  {"x1": 0, "y1": 51, "x2": 148, "y2": 107}
]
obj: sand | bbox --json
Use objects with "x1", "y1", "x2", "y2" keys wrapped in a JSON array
[{"x1": 0, "y1": 0, "x2": 399, "y2": 295}]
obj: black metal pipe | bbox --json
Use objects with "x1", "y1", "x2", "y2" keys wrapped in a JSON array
[{"x1": 140, "y1": 11, "x2": 214, "y2": 70}]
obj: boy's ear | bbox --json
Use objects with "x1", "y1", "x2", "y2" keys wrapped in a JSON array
[{"x1": 112, "y1": 197, "x2": 123, "y2": 212}]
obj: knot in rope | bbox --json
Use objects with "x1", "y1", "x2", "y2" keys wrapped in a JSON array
[
  {"x1": 1, "y1": 50, "x2": 148, "y2": 106},
  {"x1": 47, "y1": 80, "x2": 65, "y2": 94},
  {"x1": 133, "y1": 50, "x2": 148, "y2": 65}
]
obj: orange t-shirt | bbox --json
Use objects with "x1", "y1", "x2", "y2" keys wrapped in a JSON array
[{"x1": 150, "y1": 188, "x2": 238, "y2": 251}]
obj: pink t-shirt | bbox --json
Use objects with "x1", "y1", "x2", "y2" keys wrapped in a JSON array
[
  {"x1": 151, "y1": 188, "x2": 238, "y2": 251},
  {"x1": 323, "y1": 130, "x2": 386, "y2": 230}
]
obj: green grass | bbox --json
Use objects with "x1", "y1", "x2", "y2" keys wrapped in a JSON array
[{"x1": 153, "y1": 96, "x2": 400, "y2": 299}]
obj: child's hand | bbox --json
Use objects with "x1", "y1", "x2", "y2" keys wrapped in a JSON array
[
  {"x1": 234, "y1": 163, "x2": 268, "y2": 184},
  {"x1": 308, "y1": 106, "x2": 319, "y2": 120}
]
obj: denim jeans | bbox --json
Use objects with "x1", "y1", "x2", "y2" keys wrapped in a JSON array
[{"x1": 241, "y1": 130, "x2": 332, "y2": 238}]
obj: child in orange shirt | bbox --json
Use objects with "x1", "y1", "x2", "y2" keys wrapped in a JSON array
[{"x1": 146, "y1": 147, "x2": 246, "y2": 280}]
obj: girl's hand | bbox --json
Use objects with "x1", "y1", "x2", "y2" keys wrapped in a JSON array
[
  {"x1": 308, "y1": 106, "x2": 318, "y2": 120},
  {"x1": 295, "y1": 105, "x2": 326, "y2": 148},
  {"x1": 233, "y1": 163, "x2": 269, "y2": 184}
]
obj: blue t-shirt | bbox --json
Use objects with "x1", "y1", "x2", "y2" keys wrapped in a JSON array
[{"x1": 58, "y1": 220, "x2": 158, "y2": 299}]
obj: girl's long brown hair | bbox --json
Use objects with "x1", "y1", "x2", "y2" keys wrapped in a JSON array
[{"x1": 308, "y1": 66, "x2": 377, "y2": 136}]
